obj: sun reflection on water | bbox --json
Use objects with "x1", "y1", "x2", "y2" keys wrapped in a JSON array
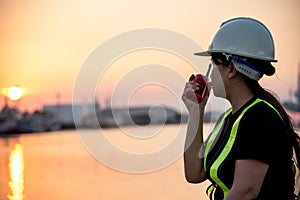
[{"x1": 8, "y1": 144, "x2": 24, "y2": 200}]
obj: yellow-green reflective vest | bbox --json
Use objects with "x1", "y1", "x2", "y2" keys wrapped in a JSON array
[{"x1": 203, "y1": 98, "x2": 281, "y2": 198}]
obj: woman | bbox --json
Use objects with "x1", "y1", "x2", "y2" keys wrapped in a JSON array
[{"x1": 182, "y1": 17, "x2": 300, "y2": 200}]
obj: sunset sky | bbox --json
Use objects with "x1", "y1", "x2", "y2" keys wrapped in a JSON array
[{"x1": 0, "y1": 0, "x2": 299, "y2": 112}]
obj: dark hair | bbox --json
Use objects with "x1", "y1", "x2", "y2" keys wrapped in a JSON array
[{"x1": 247, "y1": 58, "x2": 275, "y2": 76}]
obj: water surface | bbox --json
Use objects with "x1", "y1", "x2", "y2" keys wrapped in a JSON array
[{"x1": 0, "y1": 124, "x2": 211, "y2": 200}]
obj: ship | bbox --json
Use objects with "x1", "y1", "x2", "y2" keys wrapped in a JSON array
[{"x1": 283, "y1": 63, "x2": 300, "y2": 127}]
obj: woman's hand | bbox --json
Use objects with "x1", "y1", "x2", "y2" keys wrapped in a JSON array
[{"x1": 181, "y1": 76, "x2": 211, "y2": 112}]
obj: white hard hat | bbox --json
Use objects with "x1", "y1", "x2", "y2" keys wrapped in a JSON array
[{"x1": 195, "y1": 17, "x2": 277, "y2": 62}]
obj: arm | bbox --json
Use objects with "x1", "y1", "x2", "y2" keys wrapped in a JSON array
[
  {"x1": 182, "y1": 80, "x2": 210, "y2": 183},
  {"x1": 183, "y1": 107, "x2": 207, "y2": 183},
  {"x1": 224, "y1": 159, "x2": 268, "y2": 200}
]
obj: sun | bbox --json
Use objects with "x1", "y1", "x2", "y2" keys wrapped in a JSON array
[{"x1": 7, "y1": 86, "x2": 23, "y2": 101}]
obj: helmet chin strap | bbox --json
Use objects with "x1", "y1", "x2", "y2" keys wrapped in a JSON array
[{"x1": 223, "y1": 54, "x2": 263, "y2": 81}]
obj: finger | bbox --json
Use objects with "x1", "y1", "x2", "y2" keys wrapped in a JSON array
[
  {"x1": 187, "y1": 82, "x2": 201, "y2": 91},
  {"x1": 184, "y1": 82, "x2": 196, "y2": 92}
]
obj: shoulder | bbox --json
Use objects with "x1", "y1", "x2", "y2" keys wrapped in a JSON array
[
  {"x1": 237, "y1": 100, "x2": 287, "y2": 144},
  {"x1": 241, "y1": 101, "x2": 283, "y2": 127},
  {"x1": 233, "y1": 100, "x2": 290, "y2": 163}
]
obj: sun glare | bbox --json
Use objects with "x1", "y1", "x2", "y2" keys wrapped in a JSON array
[
  {"x1": 7, "y1": 86, "x2": 23, "y2": 101},
  {"x1": 8, "y1": 144, "x2": 24, "y2": 200}
]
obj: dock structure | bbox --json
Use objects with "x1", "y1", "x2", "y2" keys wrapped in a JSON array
[
  {"x1": 283, "y1": 63, "x2": 300, "y2": 126},
  {"x1": 43, "y1": 103, "x2": 187, "y2": 129}
]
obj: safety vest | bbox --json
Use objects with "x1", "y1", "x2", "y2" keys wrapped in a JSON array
[{"x1": 203, "y1": 98, "x2": 281, "y2": 198}]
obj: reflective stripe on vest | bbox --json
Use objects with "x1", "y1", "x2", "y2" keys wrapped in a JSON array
[{"x1": 204, "y1": 98, "x2": 280, "y2": 197}]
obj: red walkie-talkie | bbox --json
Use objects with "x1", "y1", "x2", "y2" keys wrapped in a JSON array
[{"x1": 188, "y1": 64, "x2": 212, "y2": 103}]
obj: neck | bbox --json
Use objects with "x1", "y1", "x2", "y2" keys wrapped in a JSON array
[{"x1": 227, "y1": 83, "x2": 255, "y2": 114}]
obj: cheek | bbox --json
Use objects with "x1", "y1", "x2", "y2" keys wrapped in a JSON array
[
  {"x1": 211, "y1": 67, "x2": 222, "y2": 82},
  {"x1": 211, "y1": 66, "x2": 226, "y2": 97}
]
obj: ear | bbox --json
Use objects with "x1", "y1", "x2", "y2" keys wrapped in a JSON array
[{"x1": 227, "y1": 62, "x2": 237, "y2": 79}]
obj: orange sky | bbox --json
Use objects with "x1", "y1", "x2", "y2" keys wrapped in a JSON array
[{"x1": 0, "y1": 0, "x2": 299, "y2": 112}]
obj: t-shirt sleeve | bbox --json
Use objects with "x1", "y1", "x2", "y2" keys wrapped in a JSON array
[{"x1": 234, "y1": 103, "x2": 284, "y2": 164}]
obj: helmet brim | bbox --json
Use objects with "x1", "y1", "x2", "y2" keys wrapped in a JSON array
[
  {"x1": 194, "y1": 51, "x2": 211, "y2": 56},
  {"x1": 194, "y1": 50, "x2": 277, "y2": 62}
]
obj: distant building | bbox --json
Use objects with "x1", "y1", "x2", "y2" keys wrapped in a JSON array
[
  {"x1": 43, "y1": 102, "x2": 100, "y2": 128},
  {"x1": 43, "y1": 102, "x2": 187, "y2": 129},
  {"x1": 95, "y1": 106, "x2": 186, "y2": 128},
  {"x1": 283, "y1": 63, "x2": 300, "y2": 126}
]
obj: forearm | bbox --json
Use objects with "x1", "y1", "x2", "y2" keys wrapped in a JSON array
[
  {"x1": 224, "y1": 160, "x2": 268, "y2": 200},
  {"x1": 224, "y1": 188, "x2": 258, "y2": 200},
  {"x1": 184, "y1": 108, "x2": 206, "y2": 183}
]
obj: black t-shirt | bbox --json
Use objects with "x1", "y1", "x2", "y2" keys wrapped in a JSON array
[{"x1": 205, "y1": 97, "x2": 295, "y2": 200}]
